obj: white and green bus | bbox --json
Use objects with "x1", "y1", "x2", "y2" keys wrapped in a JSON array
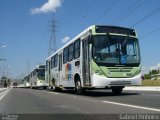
[
  {"x1": 30, "y1": 65, "x2": 48, "y2": 89},
  {"x1": 22, "y1": 75, "x2": 30, "y2": 88},
  {"x1": 45, "y1": 25, "x2": 141, "y2": 94}
]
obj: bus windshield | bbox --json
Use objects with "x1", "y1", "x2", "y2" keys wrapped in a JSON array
[
  {"x1": 92, "y1": 35, "x2": 140, "y2": 67},
  {"x1": 37, "y1": 69, "x2": 45, "y2": 80}
]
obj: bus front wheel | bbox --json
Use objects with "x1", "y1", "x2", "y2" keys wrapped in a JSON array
[
  {"x1": 111, "y1": 87, "x2": 123, "y2": 95},
  {"x1": 54, "y1": 87, "x2": 62, "y2": 92},
  {"x1": 75, "y1": 78, "x2": 85, "y2": 95}
]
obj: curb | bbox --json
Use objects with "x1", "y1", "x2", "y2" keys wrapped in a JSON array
[{"x1": 124, "y1": 86, "x2": 160, "y2": 91}]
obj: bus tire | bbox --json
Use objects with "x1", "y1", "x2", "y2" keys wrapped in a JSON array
[
  {"x1": 75, "y1": 78, "x2": 85, "y2": 95},
  {"x1": 54, "y1": 87, "x2": 62, "y2": 92},
  {"x1": 111, "y1": 87, "x2": 123, "y2": 95},
  {"x1": 43, "y1": 86, "x2": 47, "y2": 89}
]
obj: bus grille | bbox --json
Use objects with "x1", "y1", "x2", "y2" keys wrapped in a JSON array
[
  {"x1": 108, "y1": 67, "x2": 133, "y2": 72},
  {"x1": 109, "y1": 81, "x2": 131, "y2": 86}
]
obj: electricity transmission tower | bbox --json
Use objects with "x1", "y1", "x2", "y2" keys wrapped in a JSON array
[{"x1": 48, "y1": 14, "x2": 57, "y2": 56}]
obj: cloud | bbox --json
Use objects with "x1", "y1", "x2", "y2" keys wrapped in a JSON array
[
  {"x1": 61, "y1": 36, "x2": 70, "y2": 43},
  {"x1": 0, "y1": 44, "x2": 6, "y2": 48},
  {"x1": 2, "y1": 45, "x2": 6, "y2": 48},
  {"x1": 30, "y1": 0, "x2": 62, "y2": 14}
]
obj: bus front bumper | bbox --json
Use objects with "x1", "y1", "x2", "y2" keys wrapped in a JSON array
[{"x1": 91, "y1": 74, "x2": 142, "y2": 88}]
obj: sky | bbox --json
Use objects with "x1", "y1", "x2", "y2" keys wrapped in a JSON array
[{"x1": 0, "y1": 0, "x2": 160, "y2": 79}]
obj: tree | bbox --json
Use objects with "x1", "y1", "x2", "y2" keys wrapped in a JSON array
[
  {"x1": 144, "y1": 74, "x2": 151, "y2": 79},
  {"x1": 150, "y1": 70, "x2": 159, "y2": 75}
]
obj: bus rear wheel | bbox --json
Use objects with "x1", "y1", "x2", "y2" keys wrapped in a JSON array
[
  {"x1": 75, "y1": 78, "x2": 85, "y2": 95},
  {"x1": 54, "y1": 87, "x2": 62, "y2": 92},
  {"x1": 111, "y1": 87, "x2": 123, "y2": 95}
]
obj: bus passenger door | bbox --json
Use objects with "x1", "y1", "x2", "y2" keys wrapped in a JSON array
[
  {"x1": 58, "y1": 53, "x2": 62, "y2": 85},
  {"x1": 48, "y1": 60, "x2": 51, "y2": 86},
  {"x1": 82, "y1": 38, "x2": 91, "y2": 86}
]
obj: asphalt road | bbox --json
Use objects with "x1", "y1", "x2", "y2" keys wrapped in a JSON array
[
  {"x1": 0, "y1": 88, "x2": 6, "y2": 94},
  {"x1": 0, "y1": 88, "x2": 160, "y2": 115}
]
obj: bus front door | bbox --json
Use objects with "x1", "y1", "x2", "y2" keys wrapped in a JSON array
[
  {"x1": 82, "y1": 38, "x2": 91, "y2": 86},
  {"x1": 58, "y1": 53, "x2": 62, "y2": 86},
  {"x1": 48, "y1": 60, "x2": 51, "y2": 86}
]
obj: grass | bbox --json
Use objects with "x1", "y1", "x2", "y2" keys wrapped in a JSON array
[{"x1": 142, "y1": 79, "x2": 160, "y2": 86}]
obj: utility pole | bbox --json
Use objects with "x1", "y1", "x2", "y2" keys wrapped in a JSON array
[
  {"x1": 0, "y1": 43, "x2": 7, "y2": 78},
  {"x1": 0, "y1": 59, "x2": 7, "y2": 77},
  {"x1": 2, "y1": 66, "x2": 5, "y2": 77},
  {"x1": 48, "y1": 14, "x2": 57, "y2": 56}
]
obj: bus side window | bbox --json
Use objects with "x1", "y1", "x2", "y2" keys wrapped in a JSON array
[
  {"x1": 68, "y1": 43, "x2": 74, "y2": 62},
  {"x1": 63, "y1": 47, "x2": 68, "y2": 64},
  {"x1": 74, "y1": 39, "x2": 80, "y2": 59},
  {"x1": 51, "y1": 56, "x2": 54, "y2": 69},
  {"x1": 54, "y1": 54, "x2": 58, "y2": 67},
  {"x1": 46, "y1": 61, "x2": 48, "y2": 71}
]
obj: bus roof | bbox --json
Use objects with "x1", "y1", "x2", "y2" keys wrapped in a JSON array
[
  {"x1": 30, "y1": 64, "x2": 45, "y2": 73},
  {"x1": 46, "y1": 25, "x2": 136, "y2": 61},
  {"x1": 46, "y1": 25, "x2": 93, "y2": 60}
]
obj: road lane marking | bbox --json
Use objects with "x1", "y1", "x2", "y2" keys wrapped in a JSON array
[
  {"x1": 0, "y1": 88, "x2": 10, "y2": 101},
  {"x1": 34, "y1": 89, "x2": 60, "y2": 95},
  {"x1": 142, "y1": 94, "x2": 160, "y2": 97},
  {"x1": 49, "y1": 92, "x2": 60, "y2": 95},
  {"x1": 0, "y1": 90, "x2": 5, "y2": 94},
  {"x1": 0, "y1": 89, "x2": 7, "y2": 94},
  {"x1": 0, "y1": 88, "x2": 7, "y2": 91},
  {"x1": 102, "y1": 100, "x2": 160, "y2": 112}
]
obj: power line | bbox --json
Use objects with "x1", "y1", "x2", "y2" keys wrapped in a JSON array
[
  {"x1": 61, "y1": 0, "x2": 119, "y2": 37},
  {"x1": 93, "y1": 0, "x2": 119, "y2": 24},
  {"x1": 130, "y1": 6, "x2": 160, "y2": 28},
  {"x1": 59, "y1": 0, "x2": 87, "y2": 30},
  {"x1": 110, "y1": 0, "x2": 142, "y2": 24},
  {"x1": 61, "y1": 0, "x2": 96, "y2": 32},
  {"x1": 139, "y1": 27, "x2": 160, "y2": 39}
]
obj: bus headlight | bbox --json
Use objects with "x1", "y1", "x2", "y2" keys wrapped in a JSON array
[
  {"x1": 37, "y1": 80, "x2": 43, "y2": 83},
  {"x1": 95, "y1": 70, "x2": 100, "y2": 74},
  {"x1": 108, "y1": 72, "x2": 111, "y2": 77},
  {"x1": 99, "y1": 71, "x2": 103, "y2": 75}
]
